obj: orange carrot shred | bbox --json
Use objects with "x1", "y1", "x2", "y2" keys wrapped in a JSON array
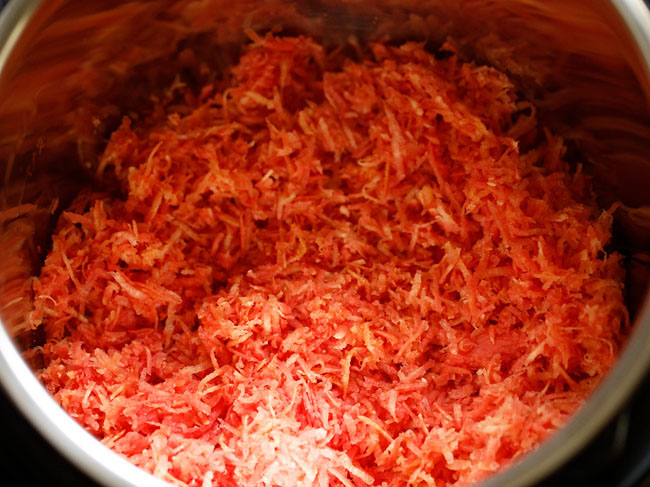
[{"x1": 29, "y1": 35, "x2": 627, "y2": 487}]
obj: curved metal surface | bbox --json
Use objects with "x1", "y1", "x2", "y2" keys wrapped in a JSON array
[
  {"x1": 0, "y1": 1, "x2": 649, "y2": 487},
  {"x1": 0, "y1": 312, "x2": 170, "y2": 487},
  {"x1": 0, "y1": 5, "x2": 172, "y2": 487}
]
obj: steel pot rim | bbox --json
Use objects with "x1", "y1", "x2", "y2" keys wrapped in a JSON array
[{"x1": 0, "y1": 1, "x2": 649, "y2": 487}]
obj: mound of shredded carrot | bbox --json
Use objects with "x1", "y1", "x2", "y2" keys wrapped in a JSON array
[{"x1": 28, "y1": 35, "x2": 628, "y2": 487}]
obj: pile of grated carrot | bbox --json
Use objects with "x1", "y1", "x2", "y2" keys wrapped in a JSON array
[{"x1": 28, "y1": 35, "x2": 628, "y2": 487}]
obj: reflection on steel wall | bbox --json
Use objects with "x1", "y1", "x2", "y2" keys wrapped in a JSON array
[{"x1": 0, "y1": 1, "x2": 648, "y2": 200}]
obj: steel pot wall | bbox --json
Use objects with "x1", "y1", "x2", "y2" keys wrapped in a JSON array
[{"x1": 1, "y1": 1, "x2": 650, "y2": 486}]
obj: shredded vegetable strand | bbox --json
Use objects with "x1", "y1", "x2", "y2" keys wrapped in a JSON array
[{"x1": 29, "y1": 35, "x2": 626, "y2": 487}]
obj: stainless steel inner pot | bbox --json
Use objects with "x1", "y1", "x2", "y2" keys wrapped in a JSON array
[{"x1": 1, "y1": 1, "x2": 650, "y2": 486}]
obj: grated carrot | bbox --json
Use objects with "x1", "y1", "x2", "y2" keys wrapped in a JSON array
[{"x1": 28, "y1": 35, "x2": 627, "y2": 487}]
